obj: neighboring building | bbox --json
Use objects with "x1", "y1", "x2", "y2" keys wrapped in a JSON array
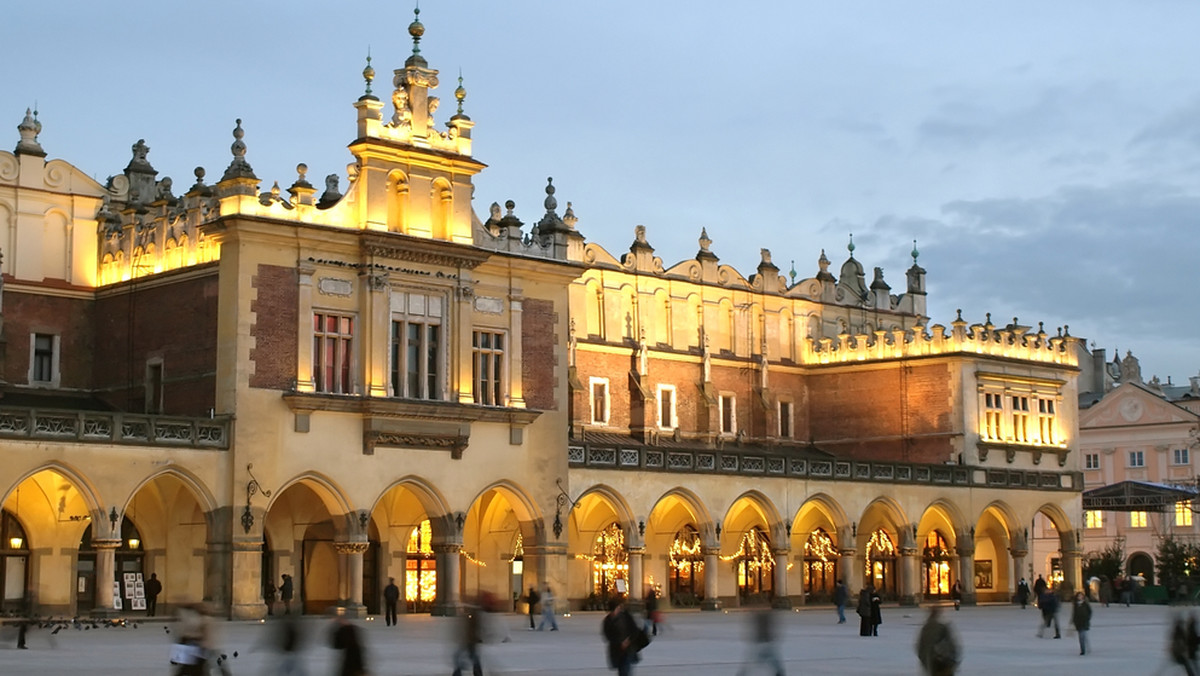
[
  {"x1": 0, "y1": 17, "x2": 1085, "y2": 618},
  {"x1": 1065, "y1": 349, "x2": 1200, "y2": 586}
]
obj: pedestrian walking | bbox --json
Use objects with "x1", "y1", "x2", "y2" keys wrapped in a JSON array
[
  {"x1": 602, "y1": 598, "x2": 644, "y2": 676},
  {"x1": 1037, "y1": 588, "x2": 1060, "y2": 639},
  {"x1": 280, "y1": 574, "x2": 294, "y2": 615},
  {"x1": 330, "y1": 615, "x2": 367, "y2": 676},
  {"x1": 269, "y1": 612, "x2": 306, "y2": 676},
  {"x1": 145, "y1": 573, "x2": 163, "y2": 616},
  {"x1": 1098, "y1": 575, "x2": 1111, "y2": 607},
  {"x1": 171, "y1": 603, "x2": 213, "y2": 676},
  {"x1": 1033, "y1": 574, "x2": 1047, "y2": 605},
  {"x1": 526, "y1": 585, "x2": 540, "y2": 630},
  {"x1": 736, "y1": 607, "x2": 785, "y2": 676},
  {"x1": 452, "y1": 603, "x2": 485, "y2": 676},
  {"x1": 1172, "y1": 615, "x2": 1197, "y2": 676},
  {"x1": 383, "y1": 577, "x2": 400, "y2": 627},
  {"x1": 1016, "y1": 578, "x2": 1030, "y2": 609},
  {"x1": 916, "y1": 605, "x2": 960, "y2": 676},
  {"x1": 834, "y1": 579, "x2": 849, "y2": 624},
  {"x1": 264, "y1": 578, "x2": 277, "y2": 615},
  {"x1": 950, "y1": 580, "x2": 962, "y2": 611},
  {"x1": 537, "y1": 585, "x2": 558, "y2": 631},
  {"x1": 643, "y1": 586, "x2": 659, "y2": 636},
  {"x1": 1188, "y1": 612, "x2": 1200, "y2": 674},
  {"x1": 1071, "y1": 591, "x2": 1092, "y2": 656}
]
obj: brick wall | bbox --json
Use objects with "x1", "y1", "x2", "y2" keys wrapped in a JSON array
[
  {"x1": 249, "y1": 264, "x2": 298, "y2": 390},
  {"x1": 521, "y1": 298, "x2": 558, "y2": 410},
  {"x1": 1, "y1": 290, "x2": 95, "y2": 388},
  {"x1": 93, "y1": 272, "x2": 219, "y2": 415}
]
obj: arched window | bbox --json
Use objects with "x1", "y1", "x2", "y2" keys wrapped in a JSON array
[
  {"x1": 669, "y1": 525, "x2": 703, "y2": 602},
  {"x1": 406, "y1": 519, "x2": 436, "y2": 612},
  {"x1": 865, "y1": 529, "x2": 897, "y2": 598},
  {"x1": 77, "y1": 517, "x2": 144, "y2": 611},
  {"x1": 731, "y1": 527, "x2": 773, "y2": 602},
  {"x1": 1, "y1": 510, "x2": 29, "y2": 612},
  {"x1": 804, "y1": 528, "x2": 839, "y2": 599},
  {"x1": 923, "y1": 531, "x2": 953, "y2": 597},
  {"x1": 591, "y1": 523, "x2": 628, "y2": 601}
]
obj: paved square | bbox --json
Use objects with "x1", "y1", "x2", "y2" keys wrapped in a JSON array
[{"x1": 1, "y1": 603, "x2": 1189, "y2": 675}]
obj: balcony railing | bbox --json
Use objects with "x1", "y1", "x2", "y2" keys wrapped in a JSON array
[
  {"x1": 0, "y1": 407, "x2": 230, "y2": 450},
  {"x1": 568, "y1": 443, "x2": 1078, "y2": 491}
]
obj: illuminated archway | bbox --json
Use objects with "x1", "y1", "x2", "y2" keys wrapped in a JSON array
[
  {"x1": 865, "y1": 529, "x2": 897, "y2": 596},
  {"x1": 365, "y1": 477, "x2": 451, "y2": 615},
  {"x1": 727, "y1": 527, "x2": 773, "y2": 602},
  {"x1": 804, "y1": 528, "x2": 839, "y2": 599},
  {"x1": 922, "y1": 531, "x2": 952, "y2": 597},
  {"x1": 1, "y1": 510, "x2": 29, "y2": 612},
  {"x1": 669, "y1": 525, "x2": 703, "y2": 603}
]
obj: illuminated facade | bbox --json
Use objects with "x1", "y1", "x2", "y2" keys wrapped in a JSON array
[{"x1": 1, "y1": 16, "x2": 1085, "y2": 618}]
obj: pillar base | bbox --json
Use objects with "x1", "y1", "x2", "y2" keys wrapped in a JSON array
[
  {"x1": 899, "y1": 594, "x2": 920, "y2": 607},
  {"x1": 339, "y1": 603, "x2": 367, "y2": 619},
  {"x1": 431, "y1": 601, "x2": 462, "y2": 617},
  {"x1": 700, "y1": 598, "x2": 722, "y2": 611},
  {"x1": 89, "y1": 607, "x2": 120, "y2": 619},
  {"x1": 231, "y1": 603, "x2": 268, "y2": 621},
  {"x1": 771, "y1": 596, "x2": 793, "y2": 610}
]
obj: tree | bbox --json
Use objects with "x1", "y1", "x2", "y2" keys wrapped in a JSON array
[
  {"x1": 1155, "y1": 535, "x2": 1199, "y2": 594},
  {"x1": 1083, "y1": 538, "x2": 1126, "y2": 582}
]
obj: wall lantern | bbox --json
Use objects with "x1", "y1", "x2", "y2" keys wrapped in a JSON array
[
  {"x1": 455, "y1": 512, "x2": 466, "y2": 533},
  {"x1": 109, "y1": 506, "x2": 119, "y2": 531},
  {"x1": 359, "y1": 510, "x2": 369, "y2": 530},
  {"x1": 8, "y1": 537, "x2": 23, "y2": 550},
  {"x1": 241, "y1": 463, "x2": 272, "y2": 534},
  {"x1": 638, "y1": 520, "x2": 646, "y2": 537},
  {"x1": 128, "y1": 538, "x2": 141, "y2": 550},
  {"x1": 851, "y1": 522, "x2": 857, "y2": 538},
  {"x1": 715, "y1": 523, "x2": 722, "y2": 539}
]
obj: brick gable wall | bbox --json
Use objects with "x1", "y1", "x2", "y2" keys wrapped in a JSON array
[
  {"x1": 521, "y1": 298, "x2": 558, "y2": 410},
  {"x1": 249, "y1": 265, "x2": 299, "y2": 391}
]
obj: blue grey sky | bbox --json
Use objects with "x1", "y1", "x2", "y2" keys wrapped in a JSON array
[{"x1": 7, "y1": 1, "x2": 1199, "y2": 384}]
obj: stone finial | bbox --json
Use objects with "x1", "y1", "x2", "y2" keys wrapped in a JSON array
[
  {"x1": 847, "y1": 233, "x2": 856, "y2": 257},
  {"x1": 563, "y1": 201, "x2": 577, "y2": 229},
  {"x1": 543, "y1": 177, "x2": 557, "y2": 213},
  {"x1": 760, "y1": 248, "x2": 773, "y2": 266},
  {"x1": 816, "y1": 249, "x2": 835, "y2": 282},
  {"x1": 409, "y1": 6, "x2": 425, "y2": 55},
  {"x1": 870, "y1": 266, "x2": 890, "y2": 290},
  {"x1": 699, "y1": 228, "x2": 712, "y2": 252},
  {"x1": 15, "y1": 107, "x2": 45, "y2": 156},
  {"x1": 221, "y1": 119, "x2": 258, "y2": 181},
  {"x1": 125, "y1": 139, "x2": 157, "y2": 175},
  {"x1": 455, "y1": 71, "x2": 467, "y2": 116},
  {"x1": 362, "y1": 49, "x2": 376, "y2": 99},
  {"x1": 911, "y1": 239, "x2": 919, "y2": 265}
]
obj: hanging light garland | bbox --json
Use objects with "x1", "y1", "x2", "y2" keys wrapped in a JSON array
[
  {"x1": 720, "y1": 527, "x2": 774, "y2": 574},
  {"x1": 864, "y1": 528, "x2": 895, "y2": 577},
  {"x1": 805, "y1": 528, "x2": 837, "y2": 562}
]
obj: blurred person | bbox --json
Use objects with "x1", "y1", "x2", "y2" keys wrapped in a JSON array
[
  {"x1": 330, "y1": 614, "x2": 367, "y2": 676},
  {"x1": 833, "y1": 579, "x2": 848, "y2": 624},
  {"x1": 602, "y1": 598, "x2": 642, "y2": 676},
  {"x1": 1037, "y1": 588, "x2": 1060, "y2": 639},
  {"x1": 145, "y1": 573, "x2": 163, "y2": 616},
  {"x1": 1033, "y1": 574, "x2": 1047, "y2": 605},
  {"x1": 1016, "y1": 578, "x2": 1030, "y2": 609},
  {"x1": 452, "y1": 602, "x2": 485, "y2": 676},
  {"x1": 280, "y1": 574, "x2": 295, "y2": 615},
  {"x1": 915, "y1": 605, "x2": 960, "y2": 676},
  {"x1": 264, "y1": 578, "x2": 277, "y2": 616},
  {"x1": 1071, "y1": 591, "x2": 1091, "y2": 656},
  {"x1": 736, "y1": 607, "x2": 785, "y2": 676},
  {"x1": 383, "y1": 577, "x2": 400, "y2": 627},
  {"x1": 270, "y1": 612, "x2": 306, "y2": 676},
  {"x1": 642, "y1": 586, "x2": 659, "y2": 636},
  {"x1": 1172, "y1": 614, "x2": 1197, "y2": 676},
  {"x1": 950, "y1": 579, "x2": 962, "y2": 611},
  {"x1": 1188, "y1": 612, "x2": 1200, "y2": 673},
  {"x1": 537, "y1": 585, "x2": 558, "y2": 631},
  {"x1": 171, "y1": 603, "x2": 213, "y2": 676},
  {"x1": 526, "y1": 585, "x2": 540, "y2": 630}
]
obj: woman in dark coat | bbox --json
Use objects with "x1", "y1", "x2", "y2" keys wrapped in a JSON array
[
  {"x1": 870, "y1": 588, "x2": 883, "y2": 636},
  {"x1": 857, "y1": 585, "x2": 879, "y2": 637},
  {"x1": 602, "y1": 598, "x2": 641, "y2": 675}
]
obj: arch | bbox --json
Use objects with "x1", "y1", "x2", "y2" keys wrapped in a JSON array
[
  {"x1": 977, "y1": 500, "x2": 1020, "y2": 539},
  {"x1": 42, "y1": 207, "x2": 69, "y2": 281},
  {"x1": 268, "y1": 472, "x2": 354, "y2": 519},
  {"x1": 1128, "y1": 551, "x2": 1154, "y2": 584},
  {"x1": 858, "y1": 495, "x2": 908, "y2": 534},
  {"x1": 721, "y1": 490, "x2": 784, "y2": 540},
  {"x1": 778, "y1": 308, "x2": 795, "y2": 362},
  {"x1": 651, "y1": 287, "x2": 670, "y2": 346},
  {"x1": 1032, "y1": 503, "x2": 1075, "y2": 537},
  {"x1": 122, "y1": 466, "x2": 219, "y2": 520},
  {"x1": 2, "y1": 461, "x2": 104, "y2": 519},
  {"x1": 685, "y1": 293, "x2": 702, "y2": 348},
  {"x1": 716, "y1": 298, "x2": 735, "y2": 353},
  {"x1": 917, "y1": 499, "x2": 968, "y2": 539},
  {"x1": 793, "y1": 493, "x2": 849, "y2": 534},
  {"x1": 368, "y1": 475, "x2": 452, "y2": 523},
  {"x1": 387, "y1": 170, "x2": 409, "y2": 234},
  {"x1": 572, "y1": 484, "x2": 636, "y2": 530},
  {"x1": 430, "y1": 177, "x2": 452, "y2": 240},
  {"x1": 584, "y1": 278, "x2": 604, "y2": 339}
]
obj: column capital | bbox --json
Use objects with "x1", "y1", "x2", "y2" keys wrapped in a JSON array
[
  {"x1": 771, "y1": 548, "x2": 790, "y2": 557},
  {"x1": 433, "y1": 542, "x2": 463, "y2": 555},
  {"x1": 92, "y1": 539, "x2": 122, "y2": 550},
  {"x1": 899, "y1": 547, "x2": 918, "y2": 557},
  {"x1": 955, "y1": 546, "x2": 974, "y2": 558},
  {"x1": 626, "y1": 546, "x2": 646, "y2": 556},
  {"x1": 1009, "y1": 548, "x2": 1029, "y2": 558},
  {"x1": 334, "y1": 541, "x2": 370, "y2": 555},
  {"x1": 701, "y1": 547, "x2": 721, "y2": 557},
  {"x1": 838, "y1": 548, "x2": 857, "y2": 558}
]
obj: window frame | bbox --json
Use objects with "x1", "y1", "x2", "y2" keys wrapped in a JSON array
[
  {"x1": 1177, "y1": 502, "x2": 1193, "y2": 527},
  {"x1": 1128, "y1": 450, "x2": 1145, "y2": 468},
  {"x1": 312, "y1": 311, "x2": 355, "y2": 395},
  {"x1": 589, "y1": 377, "x2": 610, "y2": 425},
  {"x1": 472, "y1": 329, "x2": 507, "y2": 406},
  {"x1": 718, "y1": 393, "x2": 736, "y2": 436},
  {"x1": 389, "y1": 292, "x2": 446, "y2": 401},
  {"x1": 1084, "y1": 453, "x2": 1100, "y2": 471},
  {"x1": 657, "y1": 384, "x2": 677, "y2": 431},
  {"x1": 1085, "y1": 510, "x2": 1103, "y2": 529},
  {"x1": 778, "y1": 400, "x2": 793, "y2": 439},
  {"x1": 29, "y1": 332, "x2": 60, "y2": 387},
  {"x1": 145, "y1": 359, "x2": 164, "y2": 415},
  {"x1": 1174, "y1": 448, "x2": 1190, "y2": 466},
  {"x1": 1130, "y1": 511, "x2": 1148, "y2": 528}
]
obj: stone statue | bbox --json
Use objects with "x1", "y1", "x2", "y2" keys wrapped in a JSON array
[
  {"x1": 390, "y1": 88, "x2": 412, "y2": 128},
  {"x1": 426, "y1": 96, "x2": 440, "y2": 132}
]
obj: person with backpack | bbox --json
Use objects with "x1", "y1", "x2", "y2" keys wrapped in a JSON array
[
  {"x1": 1071, "y1": 591, "x2": 1092, "y2": 656},
  {"x1": 916, "y1": 605, "x2": 960, "y2": 676}
]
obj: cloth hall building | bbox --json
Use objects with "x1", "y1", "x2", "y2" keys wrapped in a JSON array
[{"x1": 0, "y1": 20, "x2": 1085, "y2": 619}]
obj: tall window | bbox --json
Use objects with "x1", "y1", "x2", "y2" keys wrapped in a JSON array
[
  {"x1": 590, "y1": 378, "x2": 609, "y2": 425},
  {"x1": 922, "y1": 531, "x2": 952, "y2": 597},
  {"x1": 472, "y1": 330, "x2": 505, "y2": 405},
  {"x1": 1084, "y1": 453, "x2": 1100, "y2": 470},
  {"x1": 719, "y1": 394, "x2": 736, "y2": 435},
  {"x1": 779, "y1": 401, "x2": 793, "y2": 439},
  {"x1": 1130, "y1": 511, "x2": 1148, "y2": 528},
  {"x1": 1128, "y1": 450, "x2": 1145, "y2": 468},
  {"x1": 1011, "y1": 395, "x2": 1030, "y2": 442},
  {"x1": 391, "y1": 323, "x2": 441, "y2": 399},
  {"x1": 406, "y1": 520, "x2": 436, "y2": 612},
  {"x1": 145, "y1": 362, "x2": 164, "y2": 415},
  {"x1": 30, "y1": 333, "x2": 59, "y2": 385},
  {"x1": 1177, "y1": 502, "x2": 1194, "y2": 527},
  {"x1": 1174, "y1": 448, "x2": 1191, "y2": 465},
  {"x1": 1037, "y1": 398, "x2": 1056, "y2": 444},
  {"x1": 657, "y1": 385, "x2": 676, "y2": 430},
  {"x1": 803, "y1": 528, "x2": 838, "y2": 599},
  {"x1": 1085, "y1": 511, "x2": 1103, "y2": 529},
  {"x1": 983, "y1": 392, "x2": 1003, "y2": 441},
  {"x1": 313, "y1": 313, "x2": 354, "y2": 394}
]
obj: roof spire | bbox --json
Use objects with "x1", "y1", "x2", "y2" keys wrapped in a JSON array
[
  {"x1": 15, "y1": 107, "x2": 44, "y2": 156},
  {"x1": 409, "y1": 4, "x2": 424, "y2": 56},
  {"x1": 911, "y1": 239, "x2": 919, "y2": 265},
  {"x1": 847, "y1": 233, "x2": 856, "y2": 258},
  {"x1": 455, "y1": 70, "x2": 466, "y2": 115}
]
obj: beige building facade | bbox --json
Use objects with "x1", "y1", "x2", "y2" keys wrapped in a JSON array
[{"x1": 1, "y1": 18, "x2": 1086, "y2": 618}]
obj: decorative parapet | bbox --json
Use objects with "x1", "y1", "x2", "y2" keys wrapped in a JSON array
[
  {"x1": 0, "y1": 408, "x2": 230, "y2": 449},
  {"x1": 566, "y1": 443, "x2": 1079, "y2": 492},
  {"x1": 802, "y1": 318, "x2": 1079, "y2": 367}
]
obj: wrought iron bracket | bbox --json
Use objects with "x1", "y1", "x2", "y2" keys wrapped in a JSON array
[
  {"x1": 241, "y1": 463, "x2": 273, "y2": 534},
  {"x1": 552, "y1": 478, "x2": 576, "y2": 539}
]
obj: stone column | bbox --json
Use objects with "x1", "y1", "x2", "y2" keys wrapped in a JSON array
[
  {"x1": 957, "y1": 539, "x2": 976, "y2": 606},
  {"x1": 1010, "y1": 548, "x2": 1028, "y2": 602},
  {"x1": 92, "y1": 539, "x2": 121, "y2": 616},
  {"x1": 432, "y1": 542, "x2": 462, "y2": 616},
  {"x1": 771, "y1": 549, "x2": 791, "y2": 609},
  {"x1": 839, "y1": 548, "x2": 860, "y2": 593},
  {"x1": 1061, "y1": 542, "x2": 1083, "y2": 596},
  {"x1": 701, "y1": 547, "x2": 721, "y2": 611},
  {"x1": 204, "y1": 537, "x2": 232, "y2": 611},
  {"x1": 627, "y1": 547, "x2": 645, "y2": 610},
  {"x1": 335, "y1": 541, "x2": 370, "y2": 617},
  {"x1": 899, "y1": 546, "x2": 920, "y2": 606},
  {"x1": 231, "y1": 538, "x2": 267, "y2": 620}
]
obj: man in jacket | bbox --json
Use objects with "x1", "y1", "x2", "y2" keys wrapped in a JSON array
[
  {"x1": 916, "y1": 606, "x2": 960, "y2": 676},
  {"x1": 383, "y1": 577, "x2": 400, "y2": 627},
  {"x1": 1071, "y1": 591, "x2": 1092, "y2": 655}
]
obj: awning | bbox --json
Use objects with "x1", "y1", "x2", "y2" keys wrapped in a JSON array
[{"x1": 1082, "y1": 480, "x2": 1199, "y2": 512}]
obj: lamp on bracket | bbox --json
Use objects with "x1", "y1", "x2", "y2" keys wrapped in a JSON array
[
  {"x1": 109, "y1": 506, "x2": 119, "y2": 532},
  {"x1": 241, "y1": 463, "x2": 272, "y2": 534},
  {"x1": 638, "y1": 520, "x2": 645, "y2": 537},
  {"x1": 851, "y1": 522, "x2": 857, "y2": 538},
  {"x1": 552, "y1": 478, "x2": 575, "y2": 540},
  {"x1": 455, "y1": 512, "x2": 466, "y2": 533},
  {"x1": 359, "y1": 510, "x2": 369, "y2": 531},
  {"x1": 715, "y1": 523, "x2": 722, "y2": 539}
]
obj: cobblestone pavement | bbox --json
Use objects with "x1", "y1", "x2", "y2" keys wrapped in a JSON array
[{"x1": 0, "y1": 603, "x2": 1190, "y2": 675}]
